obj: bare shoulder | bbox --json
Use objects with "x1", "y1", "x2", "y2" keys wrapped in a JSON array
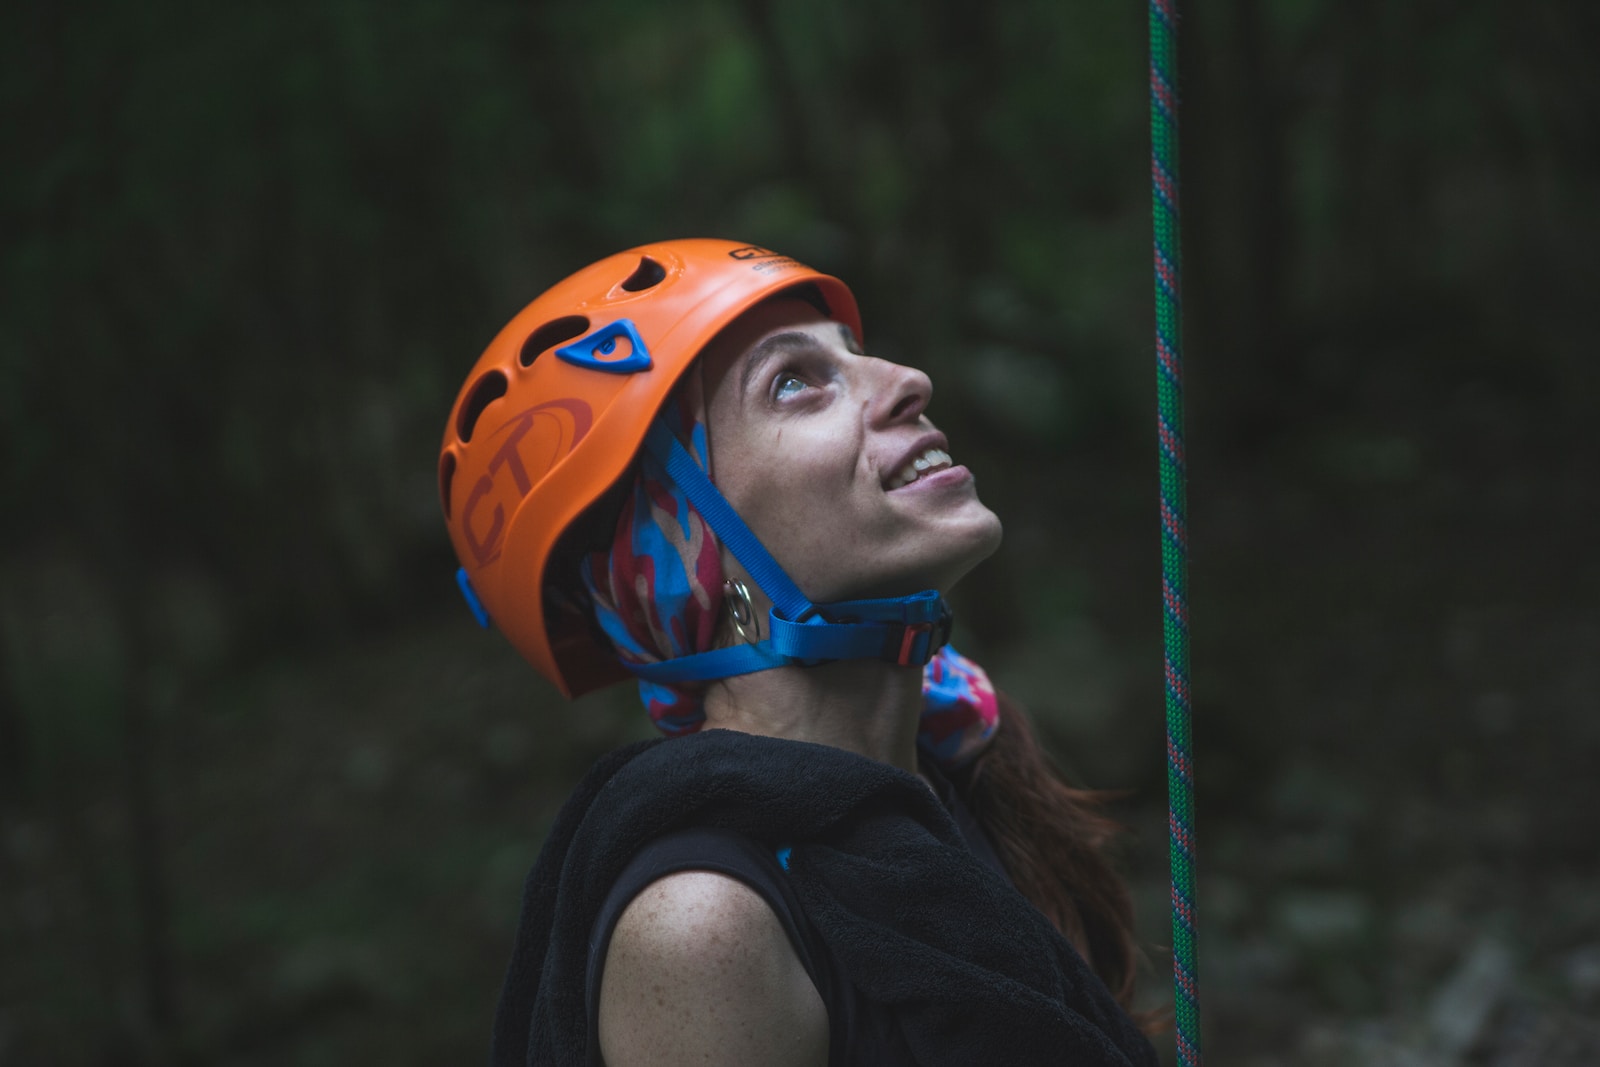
[{"x1": 597, "y1": 870, "x2": 829, "y2": 1067}]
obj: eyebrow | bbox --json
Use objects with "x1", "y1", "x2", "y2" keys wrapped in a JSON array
[
  {"x1": 738, "y1": 325, "x2": 862, "y2": 399},
  {"x1": 838, "y1": 323, "x2": 863, "y2": 355},
  {"x1": 738, "y1": 331, "x2": 825, "y2": 398}
]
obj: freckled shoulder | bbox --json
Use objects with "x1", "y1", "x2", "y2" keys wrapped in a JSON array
[{"x1": 597, "y1": 870, "x2": 829, "y2": 1067}]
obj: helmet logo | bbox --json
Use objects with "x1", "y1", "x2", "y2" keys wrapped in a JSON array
[
  {"x1": 555, "y1": 319, "x2": 652, "y2": 374},
  {"x1": 461, "y1": 397, "x2": 594, "y2": 566},
  {"x1": 729, "y1": 246, "x2": 805, "y2": 278}
]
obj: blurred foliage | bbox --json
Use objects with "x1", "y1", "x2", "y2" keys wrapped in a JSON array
[{"x1": 2, "y1": 0, "x2": 1598, "y2": 1063}]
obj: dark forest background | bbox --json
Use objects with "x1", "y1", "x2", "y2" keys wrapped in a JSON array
[{"x1": 3, "y1": 0, "x2": 1598, "y2": 1063}]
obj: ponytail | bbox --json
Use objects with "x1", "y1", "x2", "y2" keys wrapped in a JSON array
[{"x1": 961, "y1": 693, "x2": 1143, "y2": 1011}]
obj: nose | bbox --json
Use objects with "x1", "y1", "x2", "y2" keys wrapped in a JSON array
[{"x1": 868, "y1": 357, "x2": 933, "y2": 427}]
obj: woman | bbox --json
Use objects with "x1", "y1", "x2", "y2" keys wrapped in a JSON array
[{"x1": 439, "y1": 240, "x2": 1157, "y2": 1066}]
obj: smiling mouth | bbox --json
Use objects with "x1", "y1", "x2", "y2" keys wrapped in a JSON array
[{"x1": 886, "y1": 447, "x2": 954, "y2": 490}]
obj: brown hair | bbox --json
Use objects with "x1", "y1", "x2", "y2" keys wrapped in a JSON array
[{"x1": 960, "y1": 693, "x2": 1144, "y2": 1012}]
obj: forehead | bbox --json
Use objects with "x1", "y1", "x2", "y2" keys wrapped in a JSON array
[{"x1": 698, "y1": 296, "x2": 842, "y2": 397}]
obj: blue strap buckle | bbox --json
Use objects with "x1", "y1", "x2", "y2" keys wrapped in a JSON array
[
  {"x1": 886, "y1": 606, "x2": 952, "y2": 666},
  {"x1": 555, "y1": 319, "x2": 653, "y2": 374}
]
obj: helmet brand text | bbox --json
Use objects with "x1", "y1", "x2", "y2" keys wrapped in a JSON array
[{"x1": 462, "y1": 398, "x2": 594, "y2": 566}]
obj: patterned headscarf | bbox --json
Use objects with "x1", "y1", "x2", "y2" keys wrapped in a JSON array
[{"x1": 581, "y1": 367, "x2": 999, "y2": 769}]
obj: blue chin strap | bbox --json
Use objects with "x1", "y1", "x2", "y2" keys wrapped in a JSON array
[{"x1": 624, "y1": 421, "x2": 954, "y2": 686}]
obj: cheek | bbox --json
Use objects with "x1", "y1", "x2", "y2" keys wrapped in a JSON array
[
  {"x1": 746, "y1": 434, "x2": 851, "y2": 518},
  {"x1": 725, "y1": 428, "x2": 866, "y2": 551}
]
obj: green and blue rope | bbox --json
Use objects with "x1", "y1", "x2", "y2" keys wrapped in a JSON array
[{"x1": 1150, "y1": 0, "x2": 1201, "y2": 1063}]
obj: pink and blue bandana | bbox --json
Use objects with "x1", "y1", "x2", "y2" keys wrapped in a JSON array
[{"x1": 581, "y1": 369, "x2": 999, "y2": 769}]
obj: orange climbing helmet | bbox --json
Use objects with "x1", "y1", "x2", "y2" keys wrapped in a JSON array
[{"x1": 438, "y1": 239, "x2": 861, "y2": 697}]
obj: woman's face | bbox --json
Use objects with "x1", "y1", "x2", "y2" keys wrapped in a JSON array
[{"x1": 700, "y1": 296, "x2": 1002, "y2": 605}]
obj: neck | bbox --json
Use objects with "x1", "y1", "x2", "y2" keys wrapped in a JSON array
[{"x1": 701, "y1": 657, "x2": 925, "y2": 773}]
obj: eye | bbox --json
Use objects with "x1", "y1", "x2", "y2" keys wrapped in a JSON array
[{"x1": 774, "y1": 373, "x2": 808, "y2": 401}]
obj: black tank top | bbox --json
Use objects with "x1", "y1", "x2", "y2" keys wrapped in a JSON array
[{"x1": 584, "y1": 774, "x2": 1009, "y2": 1066}]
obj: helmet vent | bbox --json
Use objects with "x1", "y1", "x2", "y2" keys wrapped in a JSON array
[
  {"x1": 438, "y1": 451, "x2": 457, "y2": 519},
  {"x1": 619, "y1": 256, "x2": 666, "y2": 292},
  {"x1": 520, "y1": 315, "x2": 589, "y2": 368},
  {"x1": 457, "y1": 369, "x2": 507, "y2": 443}
]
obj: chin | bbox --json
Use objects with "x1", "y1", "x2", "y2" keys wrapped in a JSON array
[
  {"x1": 841, "y1": 508, "x2": 1004, "y2": 602},
  {"x1": 936, "y1": 507, "x2": 1004, "y2": 593}
]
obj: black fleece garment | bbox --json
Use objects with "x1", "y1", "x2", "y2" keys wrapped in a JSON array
[{"x1": 490, "y1": 729, "x2": 1159, "y2": 1067}]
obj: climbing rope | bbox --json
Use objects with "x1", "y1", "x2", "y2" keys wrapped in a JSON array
[{"x1": 1149, "y1": 0, "x2": 1202, "y2": 1064}]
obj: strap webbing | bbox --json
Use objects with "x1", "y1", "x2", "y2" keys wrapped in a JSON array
[
  {"x1": 630, "y1": 422, "x2": 954, "y2": 683},
  {"x1": 646, "y1": 423, "x2": 812, "y2": 622}
]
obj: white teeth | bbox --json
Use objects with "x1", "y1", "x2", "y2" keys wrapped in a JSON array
[{"x1": 888, "y1": 447, "x2": 953, "y2": 489}]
